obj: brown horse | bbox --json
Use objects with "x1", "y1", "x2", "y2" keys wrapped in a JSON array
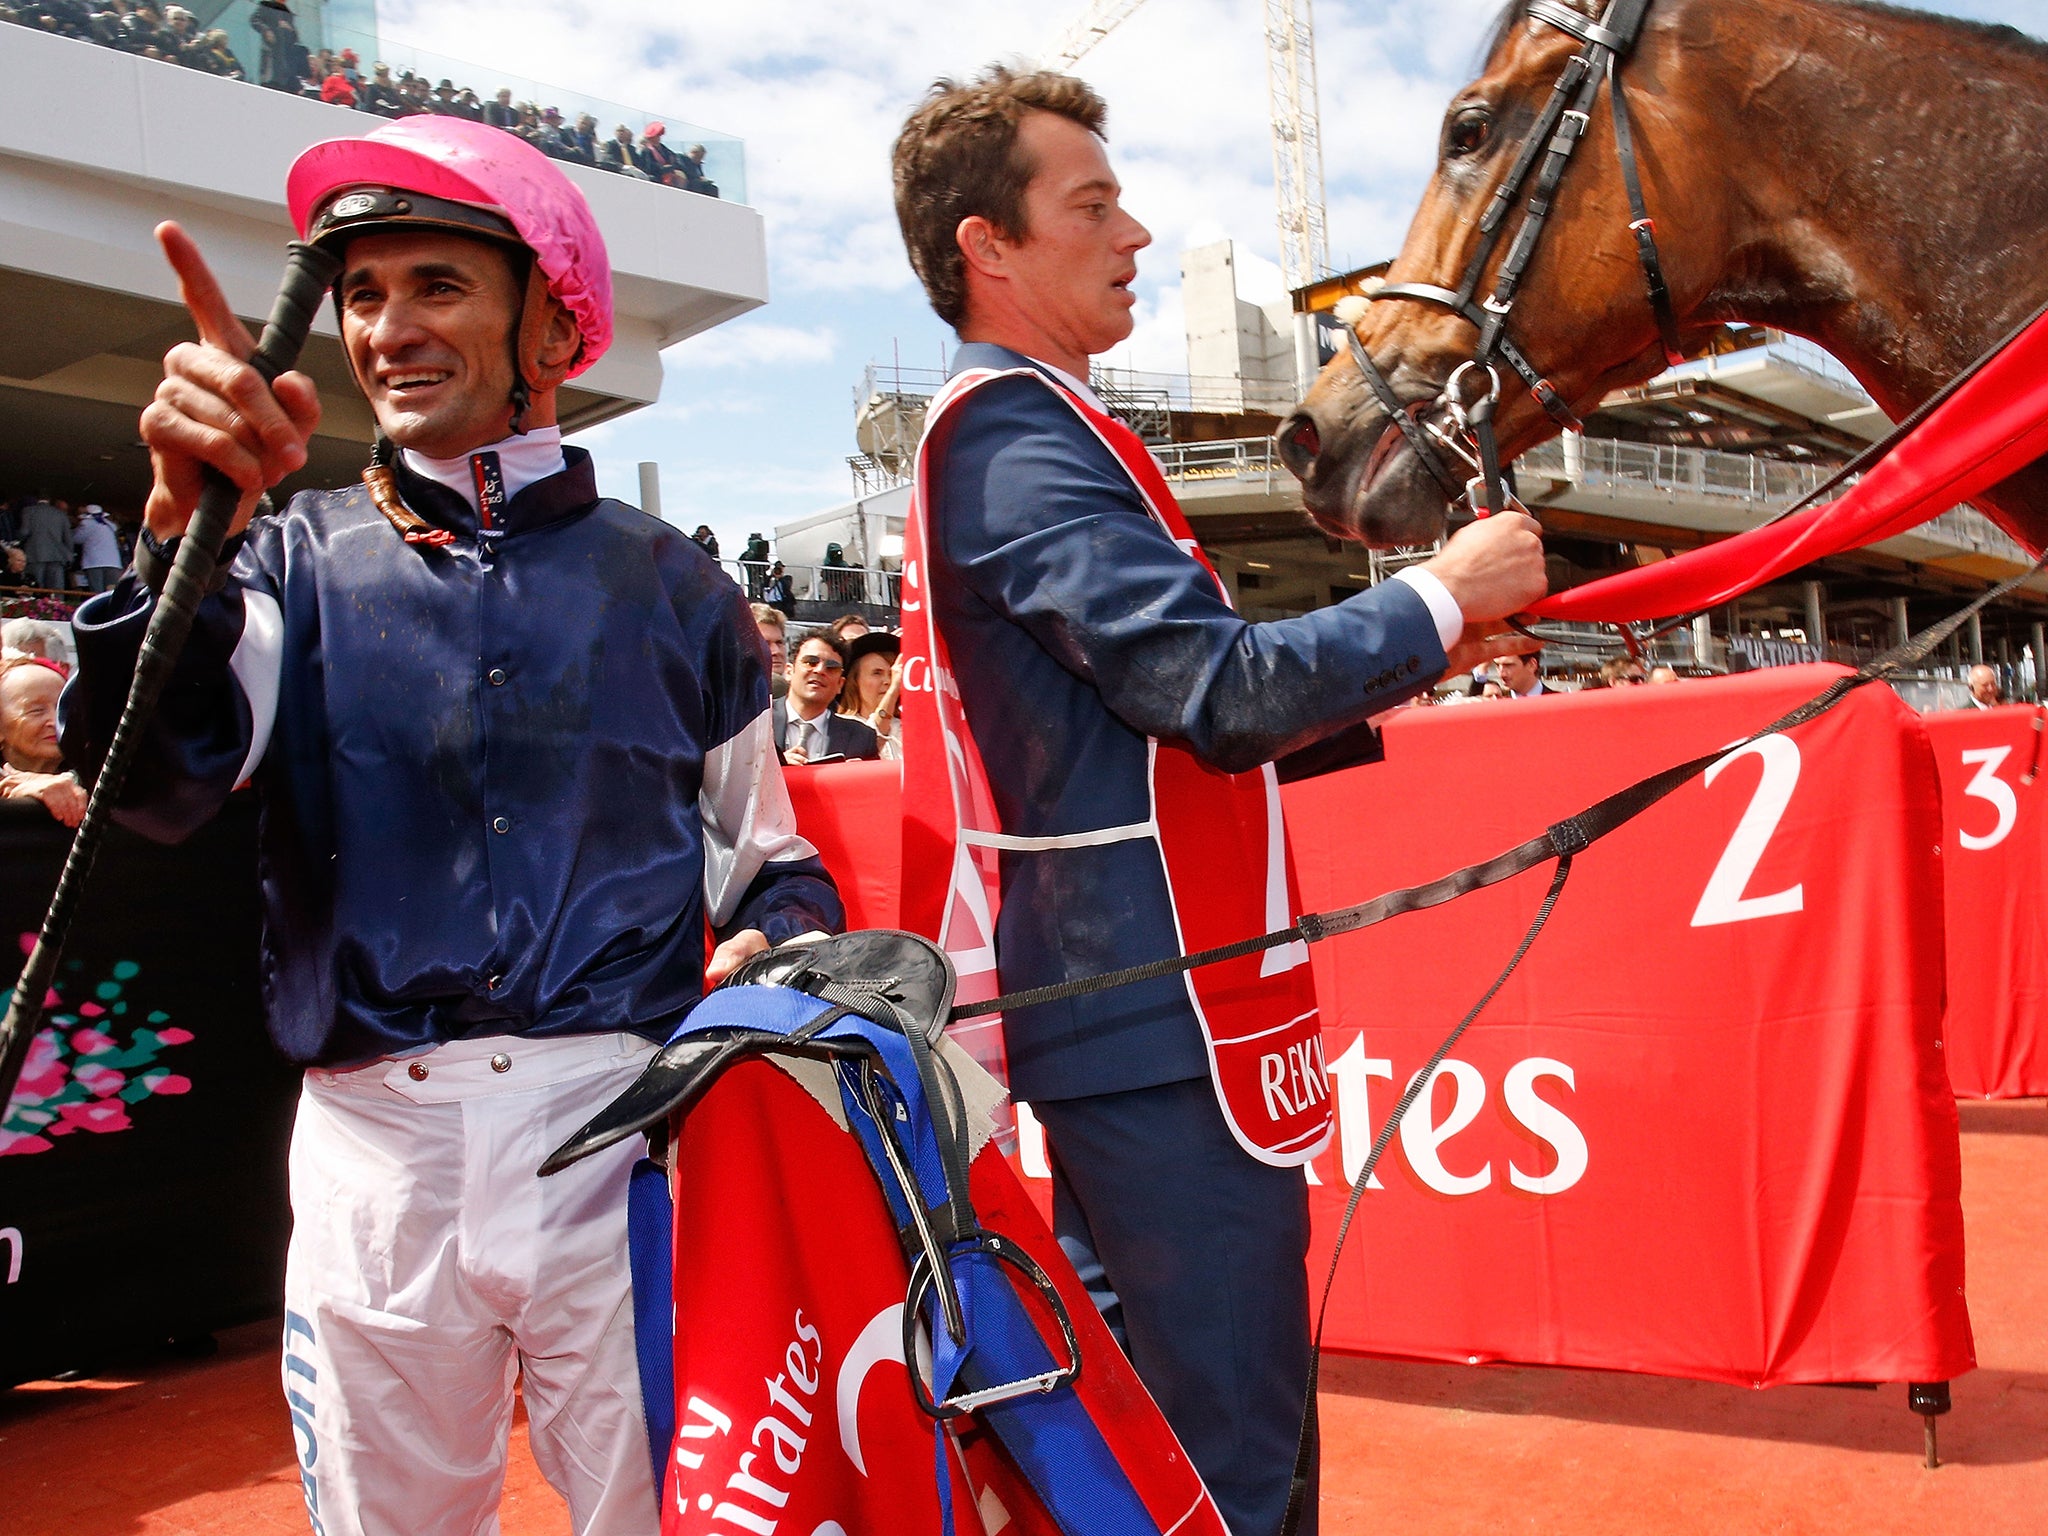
[{"x1": 1275, "y1": 0, "x2": 2048, "y2": 552}]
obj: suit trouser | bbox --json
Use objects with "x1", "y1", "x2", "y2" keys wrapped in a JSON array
[
  {"x1": 1033, "y1": 1076, "x2": 1318, "y2": 1536},
  {"x1": 281, "y1": 1032, "x2": 661, "y2": 1536}
]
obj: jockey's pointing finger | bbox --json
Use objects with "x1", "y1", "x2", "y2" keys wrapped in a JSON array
[
  {"x1": 157, "y1": 221, "x2": 257, "y2": 361},
  {"x1": 156, "y1": 343, "x2": 312, "y2": 479}
]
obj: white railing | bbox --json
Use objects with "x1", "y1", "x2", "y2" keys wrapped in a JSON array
[
  {"x1": 856, "y1": 362, "x2": 1298, "y2": 418},
  {"x1": 1517, "y1": 435, "x2": 1841, "y2": 506},
  {"x1": 722, "y1": 559, "x2": 900, "y2": 612},
  {"x1": 1151, "y1": 436, "x2": 1288, "y2": 485}
]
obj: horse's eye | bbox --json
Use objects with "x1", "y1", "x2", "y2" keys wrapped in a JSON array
[{"x1": 1446, "y1": 108, "x2": 1492, "y2": 158}]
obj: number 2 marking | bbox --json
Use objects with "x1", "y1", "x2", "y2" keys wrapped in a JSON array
[
  {"x1": 1691, "y1": 735, "x2": 1805, "y2": 927},
  {"x1": 1958, "y1": 746, "x2": 2018, "y2": 851}
]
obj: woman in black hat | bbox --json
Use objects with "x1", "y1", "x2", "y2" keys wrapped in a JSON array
[{"x1": 837, "y1": 630, "x2": 901, "y2": 761}]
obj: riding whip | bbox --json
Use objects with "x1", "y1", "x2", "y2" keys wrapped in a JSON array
[{"x1": 0, "y1": 240, "x2": 342, "y2": 1117}]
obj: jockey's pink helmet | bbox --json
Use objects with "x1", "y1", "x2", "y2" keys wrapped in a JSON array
[{"x1": 285, "y1": 116, "x2": 613, "y2": 378}]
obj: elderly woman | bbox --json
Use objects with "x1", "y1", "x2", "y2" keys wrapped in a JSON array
[
  {"x1": 0, "y1": 656, "x2": 85, "y2": 825},
  {"x1": 836, "y1": 631, "x2": 902, "y2": 761}
]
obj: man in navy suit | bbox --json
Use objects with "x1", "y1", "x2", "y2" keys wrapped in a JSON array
[
  {"x1": 773, "y1": 633, "x2": 880, "y2": 764},
  {"x1": 891, "y1": 68, "x2": 1545, "y2": 1530}
]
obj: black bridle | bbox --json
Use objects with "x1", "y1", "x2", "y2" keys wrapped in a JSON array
[{"x1": 1345, "y1": 0, "x2": 1684, "y2": 521}]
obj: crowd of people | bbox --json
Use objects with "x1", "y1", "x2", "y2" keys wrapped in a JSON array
[
  {"x1": 1, "y1": 0, "x2": 243, "y2": 75},
  {"x1": 1, "y1": 0, "x2": 723, "y2": 195},
  {"x1": 751, "y1": 605, "x2": 901, "y2": 763},
  {"x1": 1, "y1": 496, "x2": 131, "y2": 597}
]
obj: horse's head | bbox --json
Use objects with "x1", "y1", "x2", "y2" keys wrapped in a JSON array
[{"x1": 1276, "y1": 0, "x2": 1720, "y2": 545}]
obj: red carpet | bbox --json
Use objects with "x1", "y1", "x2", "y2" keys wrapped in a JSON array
[{"x1": 3, "y1": 1099, "x2": 2042, "y2": 1536}]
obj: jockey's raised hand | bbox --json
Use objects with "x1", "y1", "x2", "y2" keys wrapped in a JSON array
[{"x1": 140, "y1": 221, "x2": 322, "y2": 541}]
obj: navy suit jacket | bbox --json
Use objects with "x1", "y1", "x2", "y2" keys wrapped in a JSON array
[
  {"x1": 772, "y1": 700, "x2": 880, "y2": 763},
  {"x1": 925, "y1": 345, "x2": 1448, "y2": 1102}
]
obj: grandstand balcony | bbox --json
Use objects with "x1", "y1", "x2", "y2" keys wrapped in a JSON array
[{"x1": 0, "y1": 21, "x2": 764, "y2": 507}]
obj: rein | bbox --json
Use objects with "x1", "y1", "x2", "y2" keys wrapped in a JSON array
[{"x1": 1342, "y1": 0, "x2": 1680, "y2": 521}]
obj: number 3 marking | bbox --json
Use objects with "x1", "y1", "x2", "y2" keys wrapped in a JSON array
[
  {"x1": 1958, "y1": 746, "x2": 2018, "y2": 851},
  {"x1": 1691, "y1": 736, "x2": 1805, "y2": 928}
]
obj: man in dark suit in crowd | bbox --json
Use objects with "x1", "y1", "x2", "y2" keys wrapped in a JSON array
[
  {"x1": 1497, "y1": 648, "x2": 1556, "y2": 698},
  {"x1": 772, "y1": 634, "x2": 879, "y2": 764}
]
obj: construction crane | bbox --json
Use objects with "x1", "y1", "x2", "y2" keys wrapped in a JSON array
[
  {"x1": 1045, "y1": 0, "x2": 1332, "y2": 384},
  {"x1": 1262, "y1": 0, "x2": 1331, "y2": 294},
  {"x1": 1046, "y1": 0, "x2": 1153, "y2": 69}
]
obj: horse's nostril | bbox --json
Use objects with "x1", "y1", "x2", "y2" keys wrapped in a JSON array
[{"x1": 1278, "y1": 414, "x2": 1322, "y2": 470}]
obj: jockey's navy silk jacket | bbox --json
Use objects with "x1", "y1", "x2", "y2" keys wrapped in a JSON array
[
  {"x1": 60, "y1": 449, "x2": 841, "y2": 1068},
  {"x1": 929, "y1": 344, "x2": 1449, "y2": 1103}
]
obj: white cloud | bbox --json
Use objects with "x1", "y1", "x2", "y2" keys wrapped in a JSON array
[{"x1": 665, "y1": 320, "x2": 837, "y2": 370}]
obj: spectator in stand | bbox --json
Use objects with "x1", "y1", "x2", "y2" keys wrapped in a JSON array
[
  {"x1": 1, "y1": 547, "x2": 31, "y2": 590},
  {"x1": 249, "y1": 0, "x2": 307, "y2": 93},
  {"x1": 740, "y1": 531, "x2": 771, "y2": 599},
  {"x1": 336, "y1": 46, "x2": 360, "y2": 85},
  {"x1": 1648, "y1": 664, "x2": 1680, "y2": 684},
  {"x1": 1594, "y1": 654, "x2": 1647, "y2": 688},
  {"x1": 763, "y1": 561, "x2": 795, "y2": 620},
  {"x1": 677, "y1": 143, "x2": 720, "y2": 198},
  {"x1": 599, "y1": 124, "x2": 650, "y2": 178},
  {"x1": 565, "y1": 113, "x2": 600, "y2": 165},
  {"x1": 455, "y1": 86, "x2": 484, "y2": 121},
  {"x1": 193, "y1": 26, "x2": 244, "y2": 76},
  {"x1": 0, "y1": 657, "x2": 86, "y2": 826},
  {"x1": 639, "y1": 122, "x2": 682, "y2": 185},
  {"x1": 396, "y1": 72, "x2": 432, "y2": 115},
  {"x1": 428, "y1": 78, "x2": 463, "y2": 115},
  {"x1": 839, "y1": 631, "x2": 902, "y2": 761},
  {"x1": 1496, "y1": 649, "x2": 1555, "y2": 699},
  {"x1": 17, "y1": 495, "x2": 72, "y2": 590},
  {"x1": 532, "y1": 106, "x2": 574, "y2": 157},
  {"x1": 319, "y1": 64, "x2": 356, "y2": 106},
  {"x1": 483, "y1": 85, "x2": 517, "y2": 129},
  {"x1": 689, "y1": 525, "x2": 720, "y2": 559},
  {"x1": 1969, "y1": 664, "x2": 2004, "y2": 708},
  {"x1": 826, "y1": 614, "x2": 870, "y2": 644},
  {"x1": 72, "y1": 504, "x2": 123, "y2": 593},
  {"x1": 774, "y1": 635, "x2": 879, "y2": 765},
  {"x1": 751, "y1": 602, "x2": 789, "y2": 700},
  {"x1": 356, "y1": 61, "x2": 401, "y2": 115}
]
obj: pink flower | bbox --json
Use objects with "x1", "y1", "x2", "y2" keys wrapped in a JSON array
[
  {"x1": 0, "y1": 1128, "x2": 54, "y2": 1156},
  {"x1": 78, "y1": 1002, "x2": 105, "y2": 1019},
  {"x1": 156, "y1": 1027, "x2": 194, "y2": 1046},
  {"x1": 16, "y1": 1035, "x2": 65, "y2": 1100},
  {"x1": 142, "y1": 1072, "x2": 192, "y2": 1097},
  {"x1": 72, "y1": 1063, "x2": 125, "y2": 1097},
  {"x1": 71, "y1": 1029, "x2": 114, "y2": 1055},
  {"x1": 51, "y1": 1098, "x2": 132, "y2": 1136}
]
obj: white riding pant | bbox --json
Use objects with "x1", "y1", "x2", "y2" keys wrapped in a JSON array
[{"x1": 280, "y1": 1031, "x2": 661, "y2": 1536}]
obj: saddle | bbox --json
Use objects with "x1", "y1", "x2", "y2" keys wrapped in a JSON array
[{"x1": 545, "y1": 931, "x2": 1227, "y2": 1536}]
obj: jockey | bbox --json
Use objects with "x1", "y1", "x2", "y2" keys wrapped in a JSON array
[
  {"x1": 890, "y1": 69, "x2": 1546, "y2": 1533},
  {"x1": 60, "y1": 117, "x2": 841, "y2": 1536}
]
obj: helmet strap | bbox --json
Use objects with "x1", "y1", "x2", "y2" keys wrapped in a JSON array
[{"x1": 509, "y1": 257, "x2": 580, "y2": 436}]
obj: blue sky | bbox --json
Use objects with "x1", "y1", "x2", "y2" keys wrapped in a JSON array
[{"x1": 372, "y1": 0, "x2": 2048, "y2": 558}]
